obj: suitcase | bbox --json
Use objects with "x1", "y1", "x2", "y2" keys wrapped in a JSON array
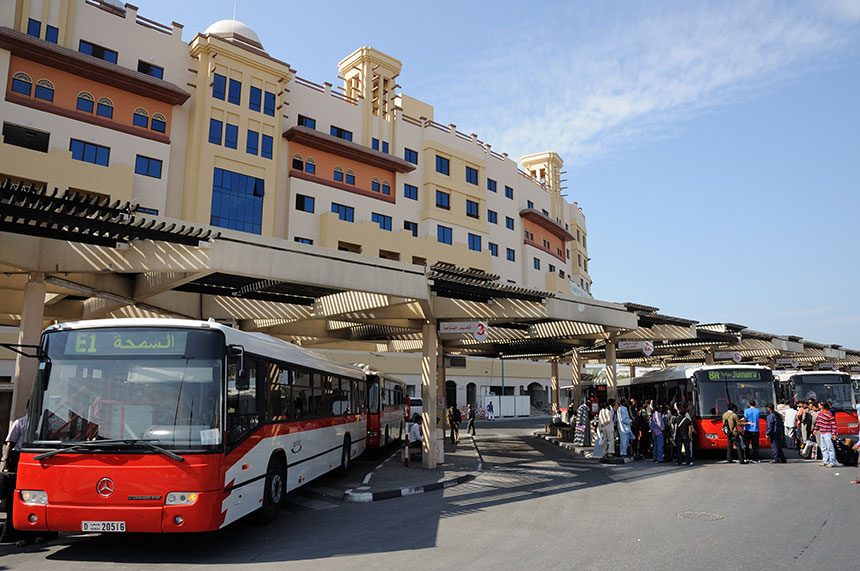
[{"x1": 800, "y1": 440, "x2": 815, "y2": 458}]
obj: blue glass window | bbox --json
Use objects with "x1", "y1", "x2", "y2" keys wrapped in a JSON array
[
  {"x1": 70, "y1": 138, "x2": 109, "y2": 166},
  {"x1": 333, "y1": 168, "x2": 344, "y2": 182},
  {"x1": 437, "y1": 225, "x2": 452, "y2": 245},
  {"x1": 138, "y1": 61, "x2": 163, "y2": 79},
  {"x1": 404, "y1": 221, "x2": 418, "y2": 237},
  {"x1": 96, "y1": 98, "x2": 113, "y2": 118},
  {"x1": 79, "y1": 40, "x2": 117, "y2": 63},
  {"x1": 372, "y1": 179, "x2": 381, "y2": 193},
  {"x1": 27, "y1": 18, "x2": 40, "y2": 38},
  {"x1": 151, "y1": 114, "x2": 166, "y2": 133},
  {"x1": 382, "y1": 141, "x2": 389, "y2": 154},
  {"x1": 488, "y1": 210, "x2": 497, "y2": 224},
  {"x1": 212, "y1": 73, "x2": 226, "y2": 100},
  {"x1": 506, "y1": 248, "x2": 515, "y2": 262},
  {"x1": 305, "y1": 160, "x2": 316, "y2": 174},
  {"x1": 134, "y1": 155, "x2": 162, "y2": 178},
  {"x1": 466, "y1": 199, "x2": 479, "y2": 219},
  {"x1": 527, "y1": 200, "x2": 534, "y2": 209},
  {"x1": 549, "y1": 264, "x2": 556, "y2": 273},
  {"x1": 261, "y1": 134, "x2": 273, "y2": 159},
  {"x1": 489, "y1": 243, "x2": 499, "y2": 257},
  {"x1": 345, "y1": 171, "x2": 355, "y2": 185},
  {"x1": 298, "y1": 115, "x2": 316, "y2": 129},
  {"x1": 208, "y1": 118, "x2": 223, "y2": 145},
  {"x1": 246, "y1": 130, "x2": 259, "y2": 155},
  {"x1": 381, "y1": 182, "x2": 390, "y2": 195},
  {"x1": 404, "y1": 148, "x2": 418, "y2": 165},
  {"x1": 228, "y1": 79, "x2": 241, "y2": 105},
  {"x1": 487, "y1": 178, "x2": 497, "y2": 192},
  {"x1": 76, "y1": 93, "x2": 94, "y2": 113},
  {"x1": 533, "y1": 258, "x2": 541, "y2": 270},
  {"x1": 249, "y1": 86, "x2": 262, "y2": 112},
  {"x1": 404, "y1": 184, "x2": 418, "y2": 200},
  {"x1": 295, "y1": 194, "x2": 315, "y2": 213},
  {"x1": 330, "y1": 125, "x2": 353, "y2": 141},
  {"x1": 372, "y1": 212, "x2": 392, "y2": 231},
  {"x1": 372, "y1": 138, "x2": 379, "y2": 151},
  {"x1": 505, "y1": 216, "x2": 514, "y2": 230},
  {"x1": 435, "y1": 190, "x2": 450, "y2": 210},
  {"x1": 292, "y1": 156, "x2": 304, "y2": 171},
  {"x1": 468, "y1": 233, "x2": 482, "y2": 252},
  {"x1": 331, "y1": 202, "x2": 354, "y2": 222},
  {"x1": 435, "y1": 155, "x2": 449, "y2": 175},
  {"x1": 263, "y1": 91, "x2": 276, "y2": 116},
  {"x1": 505, "y1": 185, "x2": 514, "y2": 199},
  {"x1": 210, "y1": 167, "x2": 265, "y2": 234},
  {"x1": 133, "y1": 110, "x2": 148, "y2": 128},
  {"x1": 34, "y1": 81, "x2": 53, "y2": 102},
  {"x1": 466, "y1": 166, "x2": 478, "y2": 185},
  {"x1": 294, "y1": 237, "x2": 313, "y2": 245},
  {"x1": 224, "y1": 123, "x2": 238, "y2": 149},
  {"x1": 45, "y1": 25, "x2": 58, "y2": 44},
  {"x1": 11, "y1": 74, "x2": 31, "y2": 96}
]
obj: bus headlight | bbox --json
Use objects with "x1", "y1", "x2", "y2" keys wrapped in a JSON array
[
  {"x1": 704, "y1": 434, "x2": 718, "y2": 440},
  {"x1": 165, "y1": 492, "x2": 200, "y2": 506},
  {"x1": 19, "y1": 490, "x2": 48, "y2": 505}
]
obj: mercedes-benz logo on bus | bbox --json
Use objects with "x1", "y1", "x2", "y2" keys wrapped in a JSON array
[{"x1": 96, "y1": 477, "x2": 115, "y2": 498}]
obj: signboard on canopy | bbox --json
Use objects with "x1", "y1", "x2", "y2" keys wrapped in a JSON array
[
  {"x1": 775, "y1": 357, "x2": 800, "y2": 368},
  {"x1": 440, "y1": 321, "x2": 489, "y2": 342},
  {"x1": 618, "y1": 340, "x2": 654, "y2": 356},
  {"x1": 817, "y1": 362, "x2": 836, "y2": 370},
  {"x1": 714, "y1": 350, "x2": 742, "y2": 364}
]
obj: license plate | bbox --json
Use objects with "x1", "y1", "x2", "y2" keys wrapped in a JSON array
[{"x1": 81, "y1": 521, "x2": 126, "y2": 533}]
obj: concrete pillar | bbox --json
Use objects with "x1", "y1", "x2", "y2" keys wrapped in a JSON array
[
  {"x1": 10, "y1": 272, "x2": 46, "y2": 424},
  {"x1": 436, "y1": 345, "x2": 446, "y2": 463},
  {"x1": 628, "y1": 365, "x2": 636, "y2": 379},
  {"x1": 421, "y1": 320, "x2": 439, "y2": 468},
  {"x1": 705, "y1": 350, "x2": 715, "y2": 365},
  {"x1": 550, "y1": 358, "x2": 560, "y2": 414},
  {"x1": 570, "y1": 350, "x2": 582, "y2": 408},
  {"x1": 605, "y1": 334, "x2": 617, "y2": 400}
]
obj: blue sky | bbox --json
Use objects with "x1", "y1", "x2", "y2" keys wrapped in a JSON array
[{"x1": 138, "y1": 0, "x2": 860, "y2": 348}]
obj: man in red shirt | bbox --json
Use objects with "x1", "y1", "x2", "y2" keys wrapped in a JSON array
[{"x1": 813, "y1": 401, "x2": 838, "y2": 467}]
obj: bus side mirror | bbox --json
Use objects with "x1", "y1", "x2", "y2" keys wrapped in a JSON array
[{"x1": 228, "y1": 345, "x2": 250, "y2": 391}]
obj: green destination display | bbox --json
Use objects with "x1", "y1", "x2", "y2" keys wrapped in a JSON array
[
  {"x1": 64, "y1": 330, "x2": 188, "y2": 356},
  {"x1": 706, "y1": 369, "x2": 762, "y2": 381}
]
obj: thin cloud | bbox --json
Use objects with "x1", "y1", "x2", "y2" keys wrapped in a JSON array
[{"x1": 420, "y1": 1, "x2": 860, "y2": 166}]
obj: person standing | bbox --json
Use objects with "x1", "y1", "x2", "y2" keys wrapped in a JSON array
[
  {"x1": 616, "y1": 398, "x2": 633, "y2": 458},
  {"x1": 650, "y1": 405, "x2": 665, "y2": 463},
  {"x1": 1, "y1": 404, "x2": 28, "y2": 544},
  {"x1": 573, "y1": 401, "x2": 591, "y2": 447},
  {"x1": 466, "y1": 404, "x2": 477, "y2": 436},
  {"x1": 598, "y1": 401, "x2": 616, "y2": 458},
  {"x1": 782, "y1": 403, "x2": 798, "y2": 450},
  {"x1": 808, "y1": 400, "x2": 820, "y2": 459},
  {"x1": 766, "y1": 403, "x2": 787, "y2": 463},
  {"x1": 674, "y1": 404, "x2": 694, "y2": 466},
  {"x1": 486, "y1": 401, "x2": 495, "y2": 421},
  {"x1": 813, "y1": 401, "x2": 837, "y2": 468},
  {"x1": 743, "y1": 400, "x2": 762, "y2": 463},
  {"x1": 448, "y1": 406, "x2": 462, "y2": 444},
  {"x1": 722, "y1": 403, "x2": 746, "y2": 464}
]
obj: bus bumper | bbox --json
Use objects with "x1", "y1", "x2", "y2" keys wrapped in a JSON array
[{"x1": 12, "y1": 490, "x2": 224, "y2": 533}]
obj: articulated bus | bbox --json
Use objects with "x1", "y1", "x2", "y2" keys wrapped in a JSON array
[
  {"x1": 359, "y1": 365, "x2": 408, "y2": 449},
  {"x1": 774, "y1": 371, "x2": 858, "y2": 437},
  {"x1": 621, "y1": 365, "x2": 776, "y2": 451},
  {"x1": 12, "y1": 318, "x2": 367, "y2": 534}
]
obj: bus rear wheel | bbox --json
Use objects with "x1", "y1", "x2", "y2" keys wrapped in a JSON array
[
  {"x1": 255, "y1": 456, "x2": 286, "y2": 524},
  {"x1": 338, "y1": 435, "x2": 352, "y2": 475}
]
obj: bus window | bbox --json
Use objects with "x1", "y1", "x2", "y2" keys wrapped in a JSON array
[
  {"x1": 331, "y1": 377, "x2": 352, "y2": 415},
  {"x1": 368, "y1": 382, "x2": 379, "y2": 414},
  {"x1": 293, "y1": 370, "x2": 312, "y2": 417},
  {"x1": 319, "y1": 375, "x2": 333, "y2": 417},
  {"x1": 227, "y1": 358, "x2": 259, "y2": 445},
  {"x1": 266, "y1": 364, "x2": 293, "y2": 421},
  {"x1": 355, "y1": 379, "x2": 366, "y2": 415}
]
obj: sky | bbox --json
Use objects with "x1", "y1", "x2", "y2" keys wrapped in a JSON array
[{"x1": 137, "y1": 0, "x2": 860, "y2": 348}]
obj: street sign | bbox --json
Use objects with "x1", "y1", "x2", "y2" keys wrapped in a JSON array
[
  {"x1": 850, "y1": 366, "x2": 860, "y2": 373},
  {"x1": 775, "y1": 357, "x2": 800, "y2": 368},
  {"x1": 817, "y1": 362, "x2": 836, "y2": 370},
  {"x1": 618, "y1": 340, "x2": 654, "y2": 356},
  {"x1": 439, "y1": 321, "x2": 488, "y2": 342},
  {"x1": 714, "y1": 351, "x2": 742, "y2": 364}
]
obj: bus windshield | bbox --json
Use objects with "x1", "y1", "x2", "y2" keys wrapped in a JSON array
[
  {"x1": 794, "y1": 375, "x2": 855, "y2": 411},
  {"x1": 695, "y1": 369, "x2": 773, "y2": 417},
  {"x1": 28, "y1": 328, "x2": 223, "y2": 451}
]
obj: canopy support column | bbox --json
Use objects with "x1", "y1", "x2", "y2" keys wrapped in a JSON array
[
  {"x1": 570, "y1": 349, "x2": 582, "y2": 408},
  {"x1": 550, "y1": 358, "x2": 560, "y2": 415},
  {"x1": 10, "y1": 272, "x2": 45, "y2": 425},
  {"x1": 421, "y1": 320, "x2": 439, "y2": 468},
  {"x1": 605, "y1": 333, "x2": 618, "y2": 400}
]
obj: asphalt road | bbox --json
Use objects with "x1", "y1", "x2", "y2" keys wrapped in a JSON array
[{"x1": 2, "y1": 418, "x2": 856, "y2": 570}]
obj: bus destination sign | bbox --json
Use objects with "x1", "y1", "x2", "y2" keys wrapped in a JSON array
[
  {"x1": 706, "y1": 369, "x2": 762, "y2": 381},
  {"x1": 64, "y1": 330, "x2": 188, "y2": 356}
]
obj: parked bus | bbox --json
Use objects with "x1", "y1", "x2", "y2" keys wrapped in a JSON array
[
  {"x1": 774, "y1": 370, "x2": 858, "y2": 437},
  {"x1": 11, "y1": 318, "x2": 368, "y2": 534},
  {"x1": 358, "y1": 365, "x2": 408, "y2": 449},
  {"x1": 622, "y1": 365, "x2": 776, "y2": 451}
]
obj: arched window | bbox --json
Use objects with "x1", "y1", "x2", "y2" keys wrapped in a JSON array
[
  {"x1": 304, "y1": 157, "x2": 316, "y2": 175},
  {"x1": 34, "y1": 79, "x2": 54, "y2": 102},
  {"x1": 381, "y1": 180, "x2": 391, "y2": 196},
  {"x1": 76, "y1": 91, "x2": 94, "y2": 113},
  {"x1": 11, "y1": 72, "x2": 32, "y2": 96},
  {"x1": 333, "y1": 166, "x2": 344, "y2": 182},
  {"x1": 291, "y1": 154, "x2": 304, "y2": 171},
  {"x1": 151, "y1": 113, "x2": 166, "y2": 133},
  {"x1": 345, "y1": 169, "x2": 355, "y2": 186},
  {"x1": 96, "y1": 97, "x2": 113, "y2": 119},
  {"x1": 371, "y1": 177, "x2": 380, "y2": 193},
  {"x1": 132, "y1": 107, "x2": 149, "y2": 128}
]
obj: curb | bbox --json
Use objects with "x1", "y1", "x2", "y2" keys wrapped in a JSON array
[{"x1": 533, "y1": 431, "x2": 635, "y2": 464}]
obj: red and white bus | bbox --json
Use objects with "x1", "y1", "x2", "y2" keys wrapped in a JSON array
[
  {"x1": 774, "y1": 371, "x2": 859, "y2": 437},
  {"x1": 359, "y1": 365, "x2": 408, "y2": 449},
  {"x1": 12, "y1": 318, "x2": 368, "y2": 533},
  {"x1": 622, "y1": 365, "x2": 776, "y2": 450}
]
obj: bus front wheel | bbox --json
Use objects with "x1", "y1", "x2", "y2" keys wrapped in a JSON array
[{"x1": 256, "y1": 456, "x2": 286, "y2": 524}]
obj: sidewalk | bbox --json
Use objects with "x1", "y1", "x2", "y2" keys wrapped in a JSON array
[
  {"x1": 533, "y1": 431, "x2": 635, "y2": 464},
  {"x1": 343, "y1": 435, "x2": 483, "y2": 502}
]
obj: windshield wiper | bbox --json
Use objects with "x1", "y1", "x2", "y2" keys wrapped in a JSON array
[{"x1": 34, "y1": 439, "x2": 184, "y2": 462}]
